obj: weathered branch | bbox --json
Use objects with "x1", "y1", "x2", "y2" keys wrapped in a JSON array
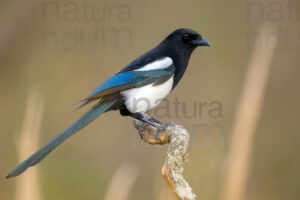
[{"x1": 133, "y1": 117, "x2": 197, "y2": 200}]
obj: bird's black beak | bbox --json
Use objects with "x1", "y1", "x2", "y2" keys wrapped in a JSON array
[{"x1": 192, "y1": 36, "x2": 211, "y2": 46}]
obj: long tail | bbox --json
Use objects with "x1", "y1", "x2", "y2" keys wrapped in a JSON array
[{"x1": 6, "y1": 100, "x2": 116, "y2": 179}]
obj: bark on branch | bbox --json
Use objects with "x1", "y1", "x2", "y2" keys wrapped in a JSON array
[{"x1": 133, "y1": 118, "x2": 197, "y2": 200}]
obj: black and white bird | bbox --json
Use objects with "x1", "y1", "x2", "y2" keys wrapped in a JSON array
[{"x1": 7, "y1": 28, "x2": 211, "y2": 178}]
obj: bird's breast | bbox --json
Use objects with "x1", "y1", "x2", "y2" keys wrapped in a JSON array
[{"x1": 121, "y1": 76, "x2": 174, "y2": 113}]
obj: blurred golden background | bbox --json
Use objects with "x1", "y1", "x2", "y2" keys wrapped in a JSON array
[{"x1": 1, "y1": 0, "x2": 300, "y2": 200}]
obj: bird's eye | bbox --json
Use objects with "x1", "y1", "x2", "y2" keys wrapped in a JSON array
[{"x1": 182, "y1": 34, "x2": 190, "y2": 41}]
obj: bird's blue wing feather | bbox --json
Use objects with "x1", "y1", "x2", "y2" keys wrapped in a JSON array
[
  {"x1": 90, "y1": 67, "x2": 174, "y2": 96},
  {"x1": 89, "y1": 71, "x2": 143, "y2": 96},
  {"x1": 76, "y1": 65, "x2": 175, "y2": 105}
]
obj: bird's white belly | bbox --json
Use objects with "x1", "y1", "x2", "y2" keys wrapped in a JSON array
[{"x1": 121, "y1": 76, "x2": 174, "y2": 113}]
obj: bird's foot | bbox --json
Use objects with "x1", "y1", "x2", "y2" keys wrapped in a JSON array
[
  {"x1": 138, "y1": 116, "x2": 162, "y2": 133},
  {"x1": 133, "y1": 113, "x2": 168, "y2": 141},
  {"x1": 138, "y1": 122, "x2": 146, "y2": 133}
]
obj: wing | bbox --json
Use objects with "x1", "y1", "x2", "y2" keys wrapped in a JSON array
[{"x1": 75, "y1": 65, "x2": 175, "y2": 109}]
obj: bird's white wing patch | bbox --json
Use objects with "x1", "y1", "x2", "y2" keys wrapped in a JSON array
[
  {"x1": 121, "y1": 76, "x2": 174, "y2": 113},
  {"x1": 134, "y1": 57, "x2": 173, "y2": 71}
]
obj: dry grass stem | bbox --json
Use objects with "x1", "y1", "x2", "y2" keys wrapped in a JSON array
[
  {"x1": 15, "y1": 88, "x2": 44, "y2": 200},
  {"x1": 104, "y1": 161, "x2": 139, "y2": 200},
  {"x1": 221, "y1": 25, "x2": 278, "y2": 200}
]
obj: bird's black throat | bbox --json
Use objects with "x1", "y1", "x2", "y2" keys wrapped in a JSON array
[{"x1": 157, "y1": 39, "x2": 196, "y2": 90}]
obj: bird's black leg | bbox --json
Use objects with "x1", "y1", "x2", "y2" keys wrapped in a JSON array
[
  {"x1": 132, "y1": 113, "x2": 169, "y2": 141},
  {"x1": 147, "y1": 116, "x2": 162, "y2": 124},
  {"x1": 132, "y1": 113, "x2": 163, "y2": 130}
]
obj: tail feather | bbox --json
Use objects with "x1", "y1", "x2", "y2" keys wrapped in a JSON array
[
  {"x1": 73, "y1": 100, "x2": 91, "y2": 111},
  {"x1": 6, "y1": 100, "x2": 116, "y2": 179}
]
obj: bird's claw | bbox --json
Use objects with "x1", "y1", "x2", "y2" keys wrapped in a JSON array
[
  {"x1": 135, "y1": 114, "x2": 169, "y2": 141},
  {"x1": 138, "y1": 116, "x2": 160, "y2": 133},
  {"x1": 138, "y1": 122, "x2": 146, "y2": 133}
]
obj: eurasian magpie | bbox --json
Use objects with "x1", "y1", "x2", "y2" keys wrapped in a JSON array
[{"x1": 7, "y1": 28, "x2": 210, "y2": 178}]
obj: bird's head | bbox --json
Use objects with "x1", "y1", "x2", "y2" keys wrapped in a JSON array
[{"x1": 165, "y1": 28, "x2": 211, "y2": 52}]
